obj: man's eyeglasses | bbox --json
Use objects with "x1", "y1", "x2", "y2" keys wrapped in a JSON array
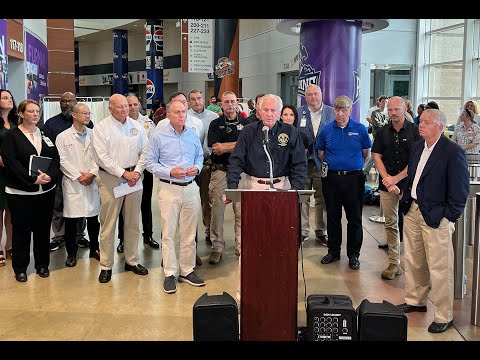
[
  {"x1": 75, "y1": 111, "x2": 92, "y2": 116},
  {"x1": 60, "y1": 99, "x2": 76, "y2": 104}
]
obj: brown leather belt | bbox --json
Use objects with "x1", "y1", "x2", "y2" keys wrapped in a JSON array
[
  {"x1": 159, "y1": 179, "x2": 194, "y2": 187},
  {"x1": 257, "y1": 178, "x2": 280, "y2": 185}
]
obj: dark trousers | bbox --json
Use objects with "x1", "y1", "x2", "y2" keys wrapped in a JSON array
[
  {"x1": 322, "y1": 171, "x2": 364, "y2": 258},
  {"x1": 119, "y1": 170, "x2": 153, "y2": 241},
  {"x1": 65, "y1": 216, "x2": 100, "y2": 257},
  {"x1": 7, "y1": 189, "x2": 55, "y2": 274}
]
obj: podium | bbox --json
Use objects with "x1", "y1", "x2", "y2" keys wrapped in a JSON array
[{"x1": 225, "y1": 189, "x2": 314, "y2": 341}]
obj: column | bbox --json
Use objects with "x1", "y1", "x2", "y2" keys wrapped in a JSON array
[
  {"x1": 145, "y1": 19, "x2": 164, "y2": 109},
  {"x1": 214, "y1": 19, "x2": 239, "y2": 98}
]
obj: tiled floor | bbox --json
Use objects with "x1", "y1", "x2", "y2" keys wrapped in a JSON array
[{"x1": 0, "y1": 179, "x2": 479, "y2": 341}]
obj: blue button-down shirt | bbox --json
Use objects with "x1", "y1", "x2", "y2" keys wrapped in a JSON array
[{"x1": 145, "y1": 122, "x2": 203, "y2": 183}]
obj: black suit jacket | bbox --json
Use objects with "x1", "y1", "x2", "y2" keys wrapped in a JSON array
[
  {"x1": 399, "y1": 135, "x2": 469, "y2": 228},
  {"x1": 1, "y1": 127, "x2": 60, "y2": 192}
]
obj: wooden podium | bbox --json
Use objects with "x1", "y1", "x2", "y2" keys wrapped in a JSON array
[{"x1": 225, "y1": 189, "x2": 313, "y2": 341}]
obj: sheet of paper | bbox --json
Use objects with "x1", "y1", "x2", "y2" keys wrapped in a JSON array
[{"x1": 112, "y1": 178, "x2": 143, "y2": 198}]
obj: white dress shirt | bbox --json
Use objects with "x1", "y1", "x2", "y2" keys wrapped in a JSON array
[{"x1": 411, "y1": 138, "x2": 440, "y2": 200}]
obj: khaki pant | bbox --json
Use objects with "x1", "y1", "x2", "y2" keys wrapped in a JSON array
[
  {"x1": 380, "y1": 190, "x2": 401, "y2": 265},
  {"x1": 301, "y1": 160, "x2": 326, "y2": 238},
  {"x1": 403, "y1": 202, "x2": 455, "y2": 323},
  {"x1": 157, "y1": 181, "x2": 199, "y2": 277},
  {"x1": 97, "y1": 171, "x2": 142, "y2": 270},
  {"x1": 209, "y1": 169, "x2": 240, "y2": 253},
  {"x1": 198, "y1": 161, "x2": 212, "y2": 237}
]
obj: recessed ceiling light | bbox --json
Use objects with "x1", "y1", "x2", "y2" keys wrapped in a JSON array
[{"x1": 133, "y1": 24, "x2": 138, "y2": 27}]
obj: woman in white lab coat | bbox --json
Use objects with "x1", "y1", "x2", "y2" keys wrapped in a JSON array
[{"x1": 56, "y1": 103, "x2": 100, "y2": 267}]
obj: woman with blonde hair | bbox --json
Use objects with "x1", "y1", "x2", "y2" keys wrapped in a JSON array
[
  {"x1": 452, "y1": 108, "x2": 480, "y2": 154},
  {"x1": 464, "y1": 100, "x2": 480, "y2": 124}
]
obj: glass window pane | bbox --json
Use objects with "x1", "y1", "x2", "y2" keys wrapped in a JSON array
[
  {"x1": 425, "y1": 99, "x2": 463, "y2": 126},
  {"x1": 431, "y1": 19, "x2": 464, "y2": 30},
  {"x1": 428, "y1": 65, "x2": 463, "y2": 97},
  {"x1": 430, "y1": 27, "x2": 464, "y2": 63}
]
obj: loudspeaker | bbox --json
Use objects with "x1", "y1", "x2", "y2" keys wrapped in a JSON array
[
  {"x1": 357, "y1": 299, "x2": 408, "y2": 341},
  {"x1": 306, "y1": 294, "x2": 357, "y2": 341},
  {"x1": 193, "y1": 292, "x2": 239, "y2": 341}
]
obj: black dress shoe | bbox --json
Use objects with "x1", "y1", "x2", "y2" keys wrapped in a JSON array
[
  {"x1": 143, "y1": 236, "x2": 160, "y2": 249},
  {"x1": 36, "y1": 267, "x2": 50, "y2": 278},
  {"x1": 15, "y1": 273, "x2": 27, "y2": 282},
  {"x1": 99, "y1": 269, "x2": 112, "y2": 283},
  {"x1": 117, "y1": 241, "x2": 124, "y2": 253},
  {"x1": 428, "y1": 320, "x2": 453, "y2": 333},
  {"x1": 397, "y1": 303, "x2": 427, "y2": 313},
  {"x1": 348, "y1": 255, "x2": 360, "y2": 270},
  {"x1": 321, "y1": 253, "x2": 341, "y2": 264},
  {"x1": 65, "y1": 256, "x2": 77, "y2": 267},
  {"x1": 89, "y1": 249, "x2": 100, "y2": 261},
  {"x1": 125, "y1": 263, "x2": 149, "y2": 275}
]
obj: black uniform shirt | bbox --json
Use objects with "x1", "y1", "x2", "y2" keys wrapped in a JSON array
[
  {"x1": 372, "y1": 120, "x2": 421, "y2": 192},
  {"x1": 227, "y1": 120, "x2": 307, "y2": 190},
  {"x1": 207, "y1": 115, "x2": 251, "y2": 166}
]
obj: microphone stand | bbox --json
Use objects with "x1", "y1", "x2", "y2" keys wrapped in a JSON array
[{"x1": 262, "y1": 140, "x2": 275, "y2": 190}]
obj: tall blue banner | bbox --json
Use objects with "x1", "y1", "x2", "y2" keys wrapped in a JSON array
[
  {"x1": 0, "y1": 20, "x2": 7, "y2": 89},
  {"x1": 145, "y1": 19, "x2": 163, "y2": 109},
  {"x1": 74, "y1": 41, "x2": 79, "y2": 96},
  {"x1": 25, "y1": 31, "x2": 48, "y2": 102},
  {"x1": 113, "y1": 29, "x2": 128, "y2": 95}
]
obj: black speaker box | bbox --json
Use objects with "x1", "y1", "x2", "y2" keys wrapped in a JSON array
[
  {"x1": 193, "y1": 292, "x2": 239, "y2": 341},
  {"x1": 357, "y1": 299, "x2": 408, "y2": 341},
  {"x1": 306, "y1": 294, "x2": 357, "y2": 341}
]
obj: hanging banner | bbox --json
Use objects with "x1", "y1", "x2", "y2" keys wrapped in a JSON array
[
  {"x1": 181, "y1": 19, "x2": 213, "y2": 73},
  {"x1": 25, "y1": 31, "x2": 48, "y2": 102},
  {"x1": 113, "y1": 29, "x2": 128, "y2": 95},
  {"x1": 0, "y1": 19, "x2": 8, "y2": 89},
  {"x1": 145, "y1": 19, "x2": 163, "y2": 108}
]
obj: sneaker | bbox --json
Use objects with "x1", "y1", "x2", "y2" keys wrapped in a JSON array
[
  {"x1": 178, "y1": 271, "x2": 205, "y2": 287},
  {"x1": 208, "y1": 251, "x2": 222, "y2": 265},
  {"x1": 369, "y1": 215, "x2": 385, "y2": 223},
  {"x1": 381, "y1": 263, "x2": 403, "y2": 280},
  {"x1": 49, "y1": 238, "x2": 65, "y2": 251},
  {"x1": 163, "y1": 275, "x2": 177, "y2": 294},
  {"x1": 76, "y1": 237, "x2": 90, "y2": 248}
]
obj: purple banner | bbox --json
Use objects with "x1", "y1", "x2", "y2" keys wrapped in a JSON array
[
  {"x1": 25, "y1": 31, "x2": 48, "y2": 101},
  {"x1": 299, "y1": 20, "x2": 362, "y2": 120},
  {"x1": 0, "y1": 19, "x2": 8, "y2": 89}
]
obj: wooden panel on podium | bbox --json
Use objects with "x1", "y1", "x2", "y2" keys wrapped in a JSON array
[{"x1": 240, "y1": 191, "x2": 299, "y2": 341}]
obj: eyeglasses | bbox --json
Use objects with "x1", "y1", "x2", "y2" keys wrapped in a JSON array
[
  {"x1": 75, "y1": 111, "x2": 92, "y2": 116},
  {"x1": 60, "y1": 99, "x2": 76, "y2": 104}
]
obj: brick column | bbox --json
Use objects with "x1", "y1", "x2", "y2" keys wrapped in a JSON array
[{"x1": 46, "y1": 19, "x2": 74, "y2": 95}]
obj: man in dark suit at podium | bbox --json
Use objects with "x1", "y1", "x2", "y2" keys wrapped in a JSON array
[{"x1": 226, "y1": 94, "x2": 307, "y2": 304}]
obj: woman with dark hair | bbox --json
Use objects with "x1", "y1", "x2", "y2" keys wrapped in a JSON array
[
  {"x1": 281, "y1": 104, "x2": 309, "y2": 150},
  {"x1": 1, "y1": 99, "x2": 60, "y2": 282},
  {"x1": 0, "y1": 89, "x2": 17, "y2": 265},
  {"x1": 413, "y1": 104, "x2": 426, "y2": 125}
]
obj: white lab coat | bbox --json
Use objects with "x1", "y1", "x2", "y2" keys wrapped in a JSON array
[{"x1": 56, "y1": 125, "x2": 100, "y2": 218}]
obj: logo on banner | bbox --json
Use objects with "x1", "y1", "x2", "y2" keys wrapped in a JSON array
[
  {"x1": 146, "y1": 79, "x2": 155, "y2": 100},
  {"x1": 153, "y1": 26, "x2": 163, "y2": 52},
  {"x1": 145, "y1": 25, "x2": 152, "y2": 52},
  {"x1": 214, "y1": 57, "x2": 235, "y2": 78},
  {"x1": 353, "y1": 67, "x2": 361, "y2": 104},
  {"x1": 298, "y1": 44, "x2": 320, "y2": 97}
]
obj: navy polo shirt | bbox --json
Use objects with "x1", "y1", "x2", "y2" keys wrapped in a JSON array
[{"x1": 316, "y1": 118, "x2": 371, "y2": 171}]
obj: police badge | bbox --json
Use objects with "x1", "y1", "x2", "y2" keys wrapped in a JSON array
[{"x1": 278, "y1": 133, "x2": 289, "y2": 146}]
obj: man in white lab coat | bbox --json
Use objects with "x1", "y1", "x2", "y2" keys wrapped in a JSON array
[{"x1": 55, "y1": 103, "x2": 101, "y2": 267}]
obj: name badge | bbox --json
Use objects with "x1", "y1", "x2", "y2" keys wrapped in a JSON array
[
  {"x1": 43, "y1": 136, "x2": 55, "y2": 147},
  {"x1": 300, "y1": 117, "x2": 307, "y2": 127}
]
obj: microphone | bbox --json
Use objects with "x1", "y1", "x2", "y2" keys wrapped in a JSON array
[
  {"x1": 262, "y1": 125, "x2": 269, "y2": 144},
  {"x1": 261, "y1": 125, "x2": 275, "y2": 189}
]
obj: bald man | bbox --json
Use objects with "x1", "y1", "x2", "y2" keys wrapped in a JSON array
[{"x1": 93, "y1": 94, "x2": 149, "y2": 284}]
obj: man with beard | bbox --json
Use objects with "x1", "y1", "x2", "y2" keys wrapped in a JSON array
[{"x1": 43, "y1": 92, "x2": 93, "y2": 251}]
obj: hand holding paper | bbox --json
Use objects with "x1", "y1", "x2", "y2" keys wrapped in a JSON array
[{"x1": 113, "y1": 178, "x2": 143, "y2": 198}]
